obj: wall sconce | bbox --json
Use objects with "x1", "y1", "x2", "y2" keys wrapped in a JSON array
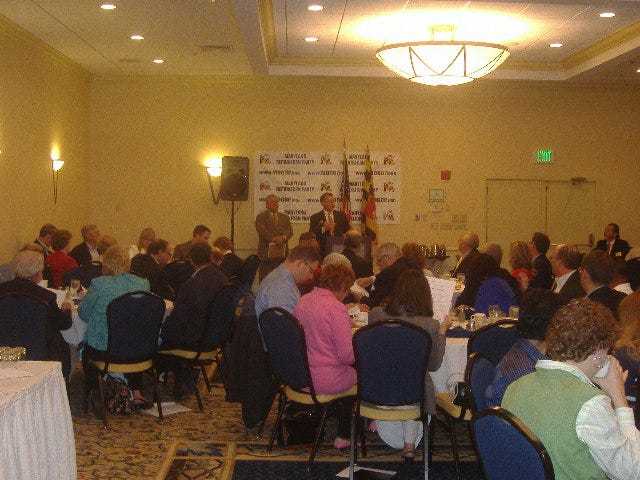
[
  {"x1": 205, "y1": 157, "x2": 222, "y2": 205},
  {"x1": 51, "y1": 153, "x2": 64, "y2": 204}
]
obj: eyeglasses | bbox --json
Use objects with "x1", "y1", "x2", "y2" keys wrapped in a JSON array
[{"x1": 303, "y1": 261, "x2": 315, "y2": 275}]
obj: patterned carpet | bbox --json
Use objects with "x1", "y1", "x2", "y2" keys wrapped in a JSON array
[{"x1": 69, "y1": 367, "x2": 480, "y2": 480}]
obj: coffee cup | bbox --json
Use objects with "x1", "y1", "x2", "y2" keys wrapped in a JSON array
[{"x1": 470, "y1": 312, "x2": 487, "y2": 329}]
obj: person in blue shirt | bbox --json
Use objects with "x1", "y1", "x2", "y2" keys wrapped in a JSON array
[{"x1": 486, "y1": 288, "x2": 564, "y2": 407}]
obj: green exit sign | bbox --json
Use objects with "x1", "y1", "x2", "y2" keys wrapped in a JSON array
[{"x1": 536, "y1": 150, "x2": 553, "y2": 163}]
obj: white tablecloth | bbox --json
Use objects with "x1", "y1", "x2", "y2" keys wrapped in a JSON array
[
  {"x1": 0, "y1": 361, "x2": 76, "y2": 479},
  {"x1": 429, "y1": 337, "x2": 468, "y2": 394}
]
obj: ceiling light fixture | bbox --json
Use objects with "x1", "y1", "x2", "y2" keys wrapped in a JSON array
[
  {"x1": 305, "y1": 36, "x2": 319, "y2": 42},
  {"x1": 376, "y1": 25, "x2": 510, "y2": 86},
  {"x1": 308, "y1": 4, "x2": 324, "y2": 11},
  {"x1": 549, "y1": 43, "x2": 563, "y2": 48},
  {"x1": 130, "y1": 34, "x2": 144, "y2": 40},
  {"x1": 152, "y1": 58, "x2": 165, "y2": 64},
  {"x1": 599, "y1": 12, "x2": 615, "y2": 18},
  {"x1": 100, "y1": 4, "x2": 116, "y2": 10}
]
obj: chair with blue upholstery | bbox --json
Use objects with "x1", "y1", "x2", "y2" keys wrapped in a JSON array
[
  {"x1": 434, "y1": 352, "x2": 495, "y2": 480},
  {"x1": 86, "y1": 290, "x2": 165, "y2": 428},
  {"x1": 158, "y1": 283, "x2": 241, "y2": 410},
  {"x1": 241, "y1": 254, "x2": 260, "y2": 289},
  {"x1": 467, "y1": 319, "x2": 518, "y2": 366},
  {"x1": 349, "y1": 320, "x2": 432, "y2": 480},
  {"x1": 472, "y1": 406, "x2": 555, "y2": 480},
  {"x1": 259, "y1": 307, "x2": 357, "y2": 471},
  {"x1": 0, "y1": 292, "x2": 48, "y2": 360}
]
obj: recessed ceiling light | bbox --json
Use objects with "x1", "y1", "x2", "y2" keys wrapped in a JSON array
[
  {"x1": 305, "y1": 37, "x2": 319, "y2": 42},
  {"x1": 549, "y1": 43, "x2": 563, "y2": 48},
  {"x1": 152, "y1": 58, "x2": 165, "y2": 64},
  {"x1": 599, "y1": 12, "x2": 615, "y2": 18},
  {"x1": 100, "y1": 4, "x2": 116, "y2": 10},
  {"x1": 308, "y1": 4, "x2": 324, "y2": 11},
  {"x1": 130, "y1": 34, "x2": 144, "y2": 40}
]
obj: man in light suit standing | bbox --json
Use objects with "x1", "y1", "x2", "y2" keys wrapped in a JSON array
[
  {"x1": 255, "y1": 194, "x2": 293, "y2": 282},
  {"x1": 308, "y1": 192, "x2": 351, "y2": 258}
]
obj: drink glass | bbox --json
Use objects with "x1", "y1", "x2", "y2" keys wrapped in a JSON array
[
  {"x1": 509, "y1": 306, "x2": 520, "y2": 320},
  {"x1": 455, "y1": 273, "x2": 465, "y2": 290},
  {"x1": 70, "y1": 279, "x2": 81, "y2": 299},
  {"x1": 488, "y1": 305, "x2": 501, "y2": 321}
]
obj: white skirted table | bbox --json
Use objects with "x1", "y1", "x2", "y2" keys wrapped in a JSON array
[
  {"x1": 0, "y1": 361, "x2": 76, "y2": 480},
  {"x1": 429, "y1": 337, "x2": 469, "y2": 394}
]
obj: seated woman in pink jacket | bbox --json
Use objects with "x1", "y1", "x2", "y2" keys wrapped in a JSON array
[{"x1": 293, "y1": 262, "x2": 356, "y2": 450}]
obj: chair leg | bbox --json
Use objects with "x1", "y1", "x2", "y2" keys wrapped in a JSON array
[
  {"x1": 446, "y1": 416, "x2": 461, "y2": 480},
  {"x1": 187, "y1": 364, "x2": 204, "y2": 411},
  {"x1": 349, "y1": 410, "x2": 357, "y2": 480},
  {"x1": 423, "y1": 416, "x2": 430, "y2": 480},
  {"x1": 307, "y1": 405, "x2": 330, "y2": 471},
  {"x1": 152, "y1": 368, "x2": 163, "y2": 421},
  {"x1": 200, "y1": 364, "x2": 212, "y2": 393},
  {"x1": 216, "y1": 350, "x2": 230, "y2": 393},
  {"x1": 428, "y1": 413, "x2": 436, "y2": 468},
  {"x1": 97, "y1": 373, "x2": 108, "y2": 429},
  {"x1": 359, "y1": 416, "x2": 368, "y2": 458},
  {"x1": 267, "y1": 392, "x2": 285, "y2": 453}
]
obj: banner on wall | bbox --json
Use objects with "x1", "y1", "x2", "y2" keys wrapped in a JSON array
[{"x1": 253, "y1": 150, "x2": 401, "y2": 225}]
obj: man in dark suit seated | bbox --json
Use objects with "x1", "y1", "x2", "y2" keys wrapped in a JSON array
[
  {"x1": 0, "y1": 250, "x2": 72, "y2": 378},
  {"x1": 213, "y1": 235, "x2": 244, "y2": 280},
  {"x1": 451, "y1": 231, "x2": 480, "y2": 277},
  {"x1": 550, "y1": 243, "x2": 585, "y2": 303},
  {"x1": 357, "y1": 242, "x2": 421, "y2": 308},
  {"x1": 172, "y1": 224, "x2": 211, "y2": 262},
  {"x1": 529, "y1": 232, "x2": 553, "y2": 289},
  {"x1": 341, "y1": 229, "x2": 373, "y2": 279},
  {"x1": 580, "y1": 250, "x2": 626, "y2": 319},
  {"x1": 69, "y1": 224, "x2": 101, "y2": 266},
  {"x1": 308, "y1": 192, "x2": 351, "y2": 258},
  {"x1": 594, "y1": 223, "x2": 631, "y2": 259},
  {"x1": 34, "y1": 223, "x2": 56, "y2": 258},
  {"x1": 130, "y1": 239, "x2": 174, "y2": 300},
  {"x1": 160, "y1": 242, "x2": 228, "y2": 398}
]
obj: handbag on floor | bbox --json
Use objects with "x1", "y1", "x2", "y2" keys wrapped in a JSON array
[
  {"x1": 277, "y1": 406, "x2": 322, "y2": 447},
  {"x1": 104, "y1": 375, "x2": 133, "y2": 415}
]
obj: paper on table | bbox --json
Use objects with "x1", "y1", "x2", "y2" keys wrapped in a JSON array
[
  {"x1": 336, "y1": 465, "x2": 396, "y2": 478},
  {"x1": 426, "y1": 276, "x2": 457, "y2": 323},
  {"x1": 0, "y1": 365, "x2": 37, "y2": 379}
]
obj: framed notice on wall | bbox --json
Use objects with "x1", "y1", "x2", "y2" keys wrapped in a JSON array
[{"x1": 253, "y1": 150, "x2": 402, "y2": 224}]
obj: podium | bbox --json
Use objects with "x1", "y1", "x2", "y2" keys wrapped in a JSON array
[{"x1": 326, "y1": 236, "x2": 372, "y2": 263}]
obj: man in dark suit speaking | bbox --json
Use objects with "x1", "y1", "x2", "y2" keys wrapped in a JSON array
[
  {"x1": 308, "y1": 192, "x2": 351, "y2": 258},
  {"x1": 594, "y1": 223, "x2": 631, "y2": 259}
]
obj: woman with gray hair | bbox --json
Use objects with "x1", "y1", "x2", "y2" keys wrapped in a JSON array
[{"x1": 79, "y1": 245, "x2": 151, "y2": 410}]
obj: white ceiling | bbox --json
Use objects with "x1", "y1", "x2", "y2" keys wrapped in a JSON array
[{"x1": 0, "y1": 0, "x2": 639, "y2": 82}]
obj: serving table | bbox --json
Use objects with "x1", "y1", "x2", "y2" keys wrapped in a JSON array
[{"x1": 0, "y1": 361, "x2": 76, "y2": 479}]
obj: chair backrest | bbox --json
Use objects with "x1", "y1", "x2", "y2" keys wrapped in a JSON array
[
  {"x1": 468, "y1": 319, "x2": 518, "y2": 365},
  {"x1": 472, "y1": 407, "x2": 555, "y2": 480},
  {"x1": 465, "y1": 352, "x2": 495, "y2": 413},
  {"x1": 164, "y1": 260, "x2": 195, "y2": 295},
  {"x1": 241, "y1": 254, "x2": 260, "y2": 288},
  {"x1": 105, "y1": 290, "x2": 165, "y2": 364},
  {"x1": 353, "y1": 320, "x2": 431, "y2": 407},
  {"x1": 62, "y1": 262, "x2": 102, "y2": 288},
  {"x1": 0, "y1": 293, "x2": 48, "y2": 360},
  {"x1": 199, "y1": 283, "x2": 244, "y2": 351},
  {"x1": 258, "y1": 307, "x2": 314, "y2": 394}
]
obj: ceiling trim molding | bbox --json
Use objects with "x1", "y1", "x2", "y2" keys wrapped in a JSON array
[{"x1": 0, "y1": 13, "x2": 91, "y2": 80}]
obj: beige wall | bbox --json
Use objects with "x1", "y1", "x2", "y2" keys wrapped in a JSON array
[
  {"x1": 87, "y1": 76, "x2": 640, "y2": 256},
  {"x1": 0, "y1": 18, "x2": 91, "y2": 260}
]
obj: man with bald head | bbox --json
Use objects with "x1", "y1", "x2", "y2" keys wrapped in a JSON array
[
  {"x1": 451, "y1": 231, "x2": 480, "y2": 277},
  {"x1": 341, "y1": 229, "x2": 373, "y2": 279}
]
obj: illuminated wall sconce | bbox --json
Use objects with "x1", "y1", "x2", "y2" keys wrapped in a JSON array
[
  {"x1": 205, "y1": 157, "x2": 222, "y2": 205},
  {"x1": 51, "y1": 151, "x2": 64, "y2": 204}
]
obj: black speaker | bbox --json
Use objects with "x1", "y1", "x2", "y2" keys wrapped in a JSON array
[{"x1": 220, "y1": 156, "x2": 249, "y2": 201}]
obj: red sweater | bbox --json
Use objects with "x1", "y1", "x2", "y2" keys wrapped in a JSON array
[{"x1": 46, "y1": 251, "x2": 78, "y2": 288}]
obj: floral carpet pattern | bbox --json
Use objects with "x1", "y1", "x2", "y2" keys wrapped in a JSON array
[{"x1": 69, "y1": 368, "x2": 477, "y2": 479}]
